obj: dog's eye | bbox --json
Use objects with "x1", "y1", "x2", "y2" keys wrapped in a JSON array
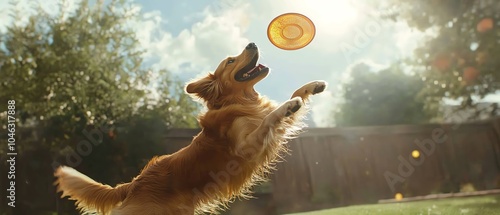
[{"x1": 227, "y1": 59, "x2": 235, "y2": 64}]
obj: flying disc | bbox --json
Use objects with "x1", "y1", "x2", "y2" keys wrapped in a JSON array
[{"x1": 267, "y1": 13, "x2": 316, "y2": 50}]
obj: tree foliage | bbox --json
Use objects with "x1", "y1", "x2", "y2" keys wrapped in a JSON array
[
  {"x1": 0, "y1": 0, "x2": 198, "y2": 152},
  {"x1": 373, "y1": 0, "x2": 500, "y2": 121},
  {"x1": 334, "y1": 63, "x2": 429, "y2": 127}
]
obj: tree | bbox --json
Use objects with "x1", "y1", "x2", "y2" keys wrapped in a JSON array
[
  {"x1": 334, "y1": 62, "x2": 430, "y2": 126},
  {"x1": 371, "y1": 0, "x2": 500, "y2": 121},
  {"x1": 0, "y1": 0, "x2": 198, "y2": 152}
]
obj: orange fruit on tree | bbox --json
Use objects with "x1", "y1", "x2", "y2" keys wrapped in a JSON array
[
  {"x1": 463, "y1": 67, "x2": 480, "y2": 85},
  {"x1": 477, "y1": 18, "x2": 494, "y2": 33},
  {"x1": 432, "y1": 54, "x2": 451, "y2": 72}
]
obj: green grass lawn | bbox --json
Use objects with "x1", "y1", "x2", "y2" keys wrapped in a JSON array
[{"x1": 287, "y1": 194, "x2": 500, "y2": 215}]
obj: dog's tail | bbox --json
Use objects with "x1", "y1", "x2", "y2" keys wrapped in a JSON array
[{"x1": 54, "y1": 166, "x2": 131, "y2": 215}]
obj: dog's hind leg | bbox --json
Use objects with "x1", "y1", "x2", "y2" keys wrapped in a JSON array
[
  {"x1": 235, "y1": 97, "x2": 303, "y2": 159},
  {"x1": 291, "y1": 80, "x2": 327, "y2": 101}
]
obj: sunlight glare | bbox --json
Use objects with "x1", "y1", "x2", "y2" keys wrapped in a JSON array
[{"x1": 287, "y1": 0, "x2": 359, "y2": 35}]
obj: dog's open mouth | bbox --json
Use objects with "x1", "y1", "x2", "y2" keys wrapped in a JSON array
[{"x1": 234, "y1": 54, "x2": 269, "y2": 82}]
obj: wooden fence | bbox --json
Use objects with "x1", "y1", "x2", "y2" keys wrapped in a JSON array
[
  {"x1": 162, "y1": 118, "x2": 500, "y2": 214},
  {"x1": 1, "y1": 119, "x2": 499, "y2": 215}
]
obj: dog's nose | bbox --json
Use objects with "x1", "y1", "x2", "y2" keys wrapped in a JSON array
[{"x1": 246, "y1": 42, "x2": 257, "y2": 50}]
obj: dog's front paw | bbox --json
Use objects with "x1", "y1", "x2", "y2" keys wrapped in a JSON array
[
  {"x1": 309, "y1": 80, "x2": 327, "y2": 95},
  {"x1": 263, "y1": 97, "x2": 303, "y2": 127},
  {"x1": 284, "y1": 97, "x2": 303, "y2": 117},
  {"x1": 291, "y1": 81, "x2": 327, "y2": 100}
]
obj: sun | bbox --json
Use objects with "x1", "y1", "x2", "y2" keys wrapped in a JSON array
[{"x1": 285, "y1": 0, "x2": 359, "y2": 35}]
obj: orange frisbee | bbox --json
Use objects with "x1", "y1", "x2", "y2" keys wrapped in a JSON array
[{"x1": 267, "y1": 13, "x2": 316, "y2": 50}]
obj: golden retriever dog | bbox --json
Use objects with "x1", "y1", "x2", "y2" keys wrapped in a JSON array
[{"x1": 54, "y1": 42, "x2": 326, "y2": 215}]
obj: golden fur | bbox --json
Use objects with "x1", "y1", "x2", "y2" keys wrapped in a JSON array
[{"x1": 54, "y1": 42, "x2": 326, "y2": 215}]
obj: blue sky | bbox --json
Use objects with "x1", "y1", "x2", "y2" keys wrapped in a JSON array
[
  {"x1": 0, "y1": 0, "x2": 445, "y2": 126},
  {"x1": 125, "y1": 0, "x2": 427, "y2": 127}
]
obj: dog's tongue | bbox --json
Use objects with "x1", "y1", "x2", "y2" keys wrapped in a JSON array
[{"x1": 242, "y1": 64, "x2": 268, "y2": 79}]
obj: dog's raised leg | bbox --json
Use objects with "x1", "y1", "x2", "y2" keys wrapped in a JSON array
[
  {"x1": 291, "y1": 80, "x2": 327, "y2": 101},
  {"x1": 235, "y1": 97, "x2": 303, "y2": 159},
  {"x1": 234, "y1": 81, "x2": 327, "y2": 159}
]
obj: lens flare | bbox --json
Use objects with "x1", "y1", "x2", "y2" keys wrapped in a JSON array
[
  {"x1": 411, "y1": 150, "x2": 420, "y2": 158},
  {"x1": 395, "y1": 193, "x2": 403, "y2": 201}
]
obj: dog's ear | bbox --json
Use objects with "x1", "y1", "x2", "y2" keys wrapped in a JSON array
[
  {"x1": 186, "y1": 74, "x2": 214, "y2": 95},
  {"x1": 185, "y1": 74, "x2": 221, "y2": 103}
]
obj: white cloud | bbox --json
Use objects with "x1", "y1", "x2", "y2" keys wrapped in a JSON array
[
  {"x1": 0, "y1": 0, "x2": 80, "y2": 33},
  {"x1": 133, "y1": 2, "x2": 251, "y2": 74},
  {"x1": 310, "y1": 89, "x2": 337, "y2": 127},
  {"x1": 393, "y1": 22, "x2": 425, "y2": 58},
  {"x1": 336, "y1": 59, "x2": 389, "y2": 85},
  {"x1": 132, "y1": 10, "x2": 173, "y2": 59},
  {"x1": 0, "y1": 1, "x2": 11, "y2": 33}
]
